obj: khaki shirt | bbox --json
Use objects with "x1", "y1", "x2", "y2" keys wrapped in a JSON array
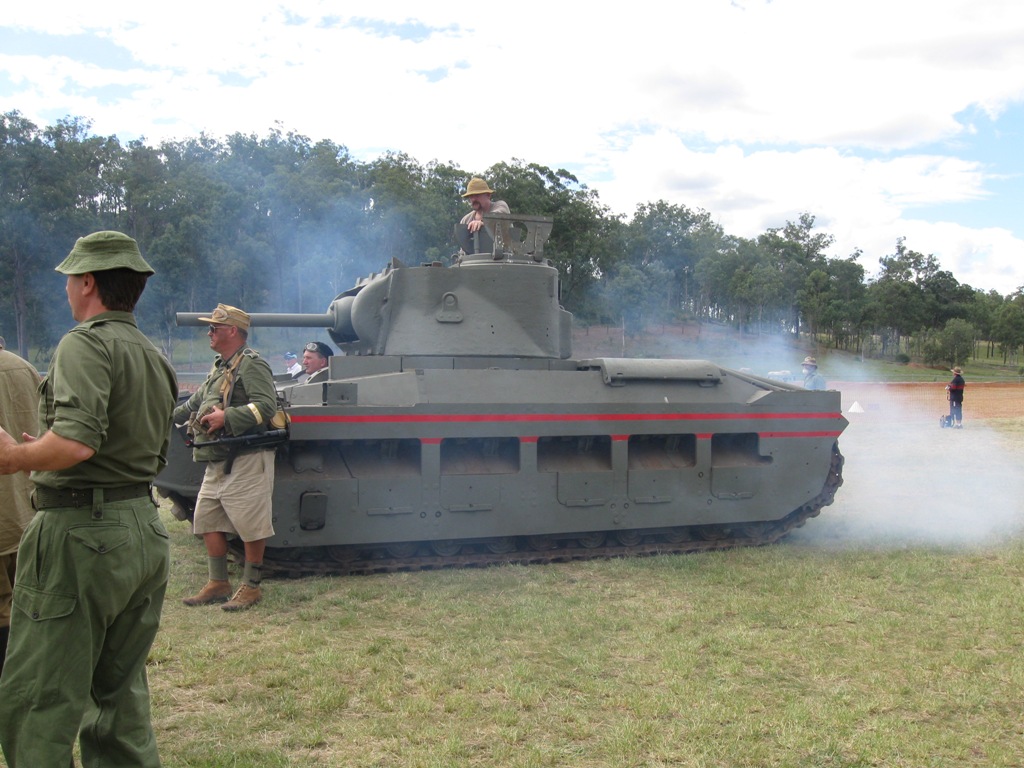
[
  {"x1": 459, "y1": 199, "x2": 510, "y2": 227},
  {"x1": 31, "y1": 311, "x2": 178, "y2": 491},
  {"x1": 0, "y1": 350, "x2": 41, "y2": 554},
  {"x1": 172, "y1": 347, "x2": 277, "y2": 463}
]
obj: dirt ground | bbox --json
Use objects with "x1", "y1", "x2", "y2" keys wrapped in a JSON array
[
  {"x1": 786, "y1": 381, "x2": 1024, "y2": 549},
  {"x1": 833, "y1": 381, "x2": 1024, "y2": 421}
]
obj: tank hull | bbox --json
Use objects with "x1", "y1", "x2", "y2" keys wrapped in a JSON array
[{"x1": 158, "y1": 355, "x2": 846, "y2": 570}]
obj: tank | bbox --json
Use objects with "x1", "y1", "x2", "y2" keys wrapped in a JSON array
[{"x1": 155, "y1": 213, "x2": 847, "y2": 574}]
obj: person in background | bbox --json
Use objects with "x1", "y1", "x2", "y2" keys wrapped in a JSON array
[
  {"x1": 0, "y1": 231, "x2": 177, "y2": 767},
  {"x1": 0, "y1": 339, "x2": 40, "y2": 680},
  {"x1": 176, "y1": 304, "x2": 278, "y2": 612},
  {"x1": 802, "y1": 356, "x2": 826, "y2": 390},
  {"x1": 947, "y1": 366, "x2": 965, "y2": 428},
  {"x1": 301, "y1": 340, "x2": 334, "y2": 384},
  {"x1": 283, "y1": 351, "x2": 302, "y2": 379}
]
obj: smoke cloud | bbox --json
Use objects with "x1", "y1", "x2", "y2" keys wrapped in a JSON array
[{"x1": 789, "y1": 383, "x2": 1024, "y2": 549}]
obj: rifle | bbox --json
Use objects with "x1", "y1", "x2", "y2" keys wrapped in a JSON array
[{"x1": 176, "y1": 426, "x2": 288, "y2": 474}]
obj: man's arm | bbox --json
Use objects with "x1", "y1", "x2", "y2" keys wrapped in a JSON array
[{"x1": 0, "y1": 428, "x2": 95, "y2": 475}]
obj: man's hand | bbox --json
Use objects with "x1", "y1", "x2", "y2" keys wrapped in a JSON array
[
  {"x1": 0, "y1": 428, "x2": 89, "y2": 474},
  {"x1": 467, "y1": 217, "x2": 484, "y2": 233},
  {"x1": 200, "y1": 405, "x2": 226, "y2": 434}
]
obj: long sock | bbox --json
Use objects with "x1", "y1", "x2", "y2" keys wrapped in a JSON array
[
  {"x1": 242, "y1": 561, "x2": 263, "y2": 589},
  {"x1": 209, "y1": 555, "x2": 229, "y2": 582}
]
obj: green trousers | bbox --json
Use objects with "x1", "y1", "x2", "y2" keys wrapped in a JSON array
[{"x1": 0, "y1": 497, "x2": 169, "y2": 767}]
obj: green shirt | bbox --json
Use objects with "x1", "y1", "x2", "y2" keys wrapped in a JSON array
[
  {"x1": 172, "y1": 347, "x2": 277, "y2": 462},
  {"x1": 32, "y1": 311, "x2": 178, "y2": 490}
]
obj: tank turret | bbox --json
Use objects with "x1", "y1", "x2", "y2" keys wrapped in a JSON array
[
  {"x1": 158, "y1": 213, "x2": 847, "y2": 575},
  {"x1": 176, "y1": 214, "x2": 572, "y2": 359}
]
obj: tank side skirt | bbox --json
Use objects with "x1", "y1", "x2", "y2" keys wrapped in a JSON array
[{"x1": 246, "y1": 443, "x2": 845, "y2": 576}]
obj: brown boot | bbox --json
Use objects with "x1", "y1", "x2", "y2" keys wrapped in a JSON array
[
  {"x1": 182, "y1": 579, "x2": 233, "y2": 606},
  {"x1": 222, "y1": 584, "x2": 262, "y2": 612}
]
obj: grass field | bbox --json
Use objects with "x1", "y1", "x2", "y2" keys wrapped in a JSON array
[{"x1": 149, "y1": 537, "x2": 1024, "y2": 768}]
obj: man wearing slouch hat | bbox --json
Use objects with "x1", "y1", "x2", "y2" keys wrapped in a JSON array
[
  {"x1": 175, "y1": 303, "x2": 278, "y2": 612},
  {"x1": 0, "y1": 230, "x2": 178, "y2": 767}
]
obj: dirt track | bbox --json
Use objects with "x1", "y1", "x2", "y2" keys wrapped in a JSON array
[
  {"x1": 786, "y1": 382, "x2": 1024, "y2": 549},
  {"x1": 833, "y1": 381, "x2": 1024, "y2": 422}
]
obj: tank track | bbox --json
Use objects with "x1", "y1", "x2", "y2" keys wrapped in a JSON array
[{"x1": 234, "y1": 443, "x2": 845, "y2": 578}]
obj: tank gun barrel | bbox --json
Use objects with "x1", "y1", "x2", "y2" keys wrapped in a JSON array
[{"x1": 177, "y1": 312, "x2": 336, "y2": 329}]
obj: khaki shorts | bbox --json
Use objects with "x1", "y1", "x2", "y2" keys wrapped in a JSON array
[
  {"x1": 0, "y1": 551, "x2": 15, "y2": 628},
  {"x1": 193, "y1": 450, "x2": 276, "y2": 541}
]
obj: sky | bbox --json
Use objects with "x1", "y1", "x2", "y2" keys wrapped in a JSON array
[{"x1": 2, "y1": 0, "x2": 1023, "y2": 295}]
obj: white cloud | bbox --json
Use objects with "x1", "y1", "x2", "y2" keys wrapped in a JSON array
[{"x1": 2, "y1": 0, "x2": 1024, "y2": 293}]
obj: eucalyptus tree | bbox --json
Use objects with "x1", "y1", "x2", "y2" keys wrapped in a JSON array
[
  {"x1": 797, "y1": 255, "x2": 866, "y2": 349},
  {"x1": 624, "y1": 201, "x2": 725, "y2": 321},
  {"x1": 602, "y1": 261, "x2": 672, "y2": 335},
  {"x1": 924, "y1": 318, "x2": 976, "y2": 367},
  {"x1": 992, "y1": 292, "x2": 1024, "y2": 364},
  {"x1": 0, "y1": 110, "x2": 48, "y2": 355},
  {"x1": 966, "y1": 289, "x2": 1006, "y2": 359},
  {"x1": 756, "y1": 213, "x2": 835, "y2": 338},
  {"x1": 694, "y1": 236, "x2": 762, "y2": 327},
  {"x1": 0, "y1": 112, "x2": 116, "y2": 354},
  {"x1": 864, "y1": 238, "x2": 929, "y2": 356},
  {"x1": 362, "y1": 152, "x2": 474, "y2": 270}
]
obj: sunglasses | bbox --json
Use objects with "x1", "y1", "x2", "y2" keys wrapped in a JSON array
[{"x1": 208, "y1": 324, "x2": 231, "y2": 333}]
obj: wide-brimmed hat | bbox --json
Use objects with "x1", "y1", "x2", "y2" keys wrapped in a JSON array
[
  {"x1": 461, "y1": 177, "x2": 494, "y2": 197},
  {"x1": 802, "y1": 356, "x2": 817, "y2": 368},
  {"x1": 197, "y1": 303, "x2": 251, "y2": 331},
  {"x1": 951, "y1": 366, "x2": 963, "y2": 374},
  {"x1": 55, "y1": 231, "x2": 154, "y2": 276}
]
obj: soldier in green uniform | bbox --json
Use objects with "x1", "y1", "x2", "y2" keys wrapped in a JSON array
[
  {"x1": 0, "y1": 231, "x2": 178, "y2": 767},
  {"x1": 175, "y1": 304, "x2": 278, "y2": 611}
]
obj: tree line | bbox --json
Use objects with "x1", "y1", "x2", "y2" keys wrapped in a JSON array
[{"x1": 2, "y1": 110, "x2": 1023, "y2": 368}]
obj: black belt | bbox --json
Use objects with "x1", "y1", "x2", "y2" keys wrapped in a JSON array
[{"x1": 33, "y1": 483, "x2": 153, "y2": 510}]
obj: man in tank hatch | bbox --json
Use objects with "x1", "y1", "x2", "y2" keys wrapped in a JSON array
[
  {"x1": 455, "y1": 177, "x2": 511, "y2": 258},
  {"x1": 460, "y1": 176, "x2": 509, "y2": 234},
  {"x1": 301, "y1": 340, "x2": 334, "y2": 384}
]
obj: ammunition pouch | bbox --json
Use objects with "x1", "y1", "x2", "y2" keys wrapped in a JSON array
[{"x1": 185, "y1": 405, "x2": 217, "y2": 442}]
